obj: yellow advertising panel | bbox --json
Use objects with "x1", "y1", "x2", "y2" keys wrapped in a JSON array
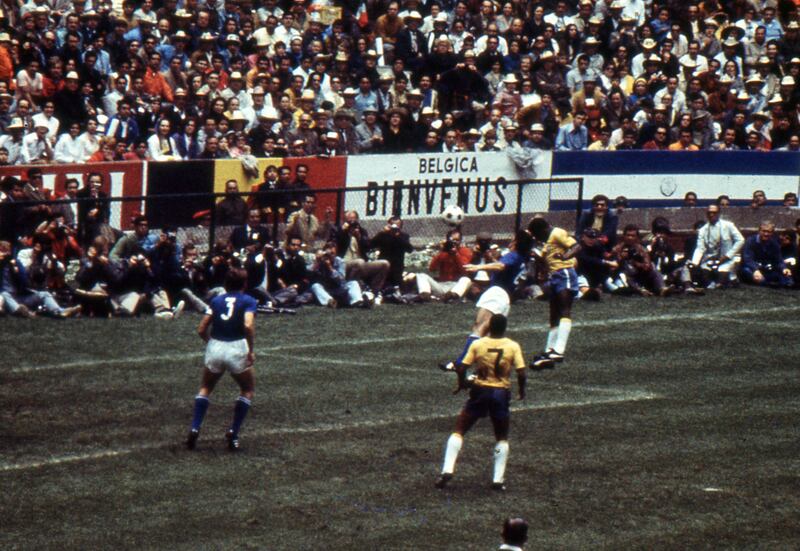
[{"x1": 213, "y1": 158, "x2": 286, "y2": 196}]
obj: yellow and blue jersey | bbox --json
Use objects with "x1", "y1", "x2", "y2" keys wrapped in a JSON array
[
  {"x1": 543, "y1": 227, "x2": 577, "y2": 272},
  {"x1": 462, "y1": 336, "x2": 525, "y2": 389}
]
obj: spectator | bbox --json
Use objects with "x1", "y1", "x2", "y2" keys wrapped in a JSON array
[
  {"x1": 555, "y1": 111, "x2": 588, "y2": 150},
  {"x1": 216, "y1": 179, "x2": 249, "y2": 226}
]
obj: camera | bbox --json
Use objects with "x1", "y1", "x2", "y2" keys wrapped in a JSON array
[
  {"x1": 443, "y1": 238, "x2": 456, "y2": 252},
  {"x1": 476, "y1": 238, "x2": 492, "y2": 252}
]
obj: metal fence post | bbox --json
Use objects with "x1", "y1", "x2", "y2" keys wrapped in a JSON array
[
  {"x1": 514, "y1": 181, "x2": 524, "y2": 232},
  {"x1": 575, "y1": 177, "x2": 584, "y2": 230},
  {"x1": 335, "y1": 189, "x2": 343, "y2": 226},
  {"x1": 209, "y1": 196, "x2": 217, "y2": 249}
]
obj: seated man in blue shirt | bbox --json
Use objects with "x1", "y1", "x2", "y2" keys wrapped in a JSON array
[
  {"x1": 740, "y1": 221, "x2": 794, "y2": 288},
  {"x1": 555, "y1": 111, "x2": 588, "y2": 150}
]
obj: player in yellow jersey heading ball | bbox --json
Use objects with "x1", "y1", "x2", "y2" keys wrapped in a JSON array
[{"x1": 527, "y1": 216, "x2": 581, "y2": 370}]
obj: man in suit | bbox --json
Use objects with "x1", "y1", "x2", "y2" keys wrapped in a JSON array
[
  {"x1": 76, "y1": 172, "x2": 110, "y2": 248},
  {"x1": 394, "y1": 11, "x2": 428, "y2": 74},
  {"x1": 575, "y1": 194, "x2": 619, "y2": 251},
  {"x1": 690, "y1": 204, "x2": 745, "y2": 288},
  {"x1": 230, "y1": 208, "x2": 271, "y2": 253}
]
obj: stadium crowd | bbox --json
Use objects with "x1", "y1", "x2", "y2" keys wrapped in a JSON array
[
  {"x1": 1, "y1": 0, "x2": 800, "y2": 158},
  {"x1": 1, "y1": 160, "x2": 798, "y2": 318}
]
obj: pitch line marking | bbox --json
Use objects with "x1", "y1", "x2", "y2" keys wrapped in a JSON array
[
  {"x1": 7, "y1": 304, "x2": 799, "y2": 374},
  {"x1": 701, "y1": 316, "x2": 797, "y2": 330},
  {"x1": 0, "y1": 389, "x2": 658, "y2": 473}
]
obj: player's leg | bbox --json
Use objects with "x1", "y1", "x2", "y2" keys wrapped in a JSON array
[
  {"x1": 226, "y1": 367, "x2": 255, "y2": 451},
  {"x1": 490, "y1": 416, "x2": 511, "y2": 491},
  {"x1": 187, "y1": 367, "x2": 224, "y2": 449},
  {"x1": 436, "y1": 410, "x2": 480, "y2": 488},
  {"x1": 439, "y1": 307, "x2": 492, "y2": 372},
  {"x1": 530, "y1": 298, "x2": 560, "y2": 370},
  {"x1": 550, "y1": 288, "x2": 573, "y2": 360},
  {"x1": 488, "y1": 389, "x2": 511, "y2": 490}
]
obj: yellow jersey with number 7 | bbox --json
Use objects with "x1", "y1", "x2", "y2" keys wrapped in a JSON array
[{"x1": 461, "y1": 337, "x2": 525, "y2": 389}]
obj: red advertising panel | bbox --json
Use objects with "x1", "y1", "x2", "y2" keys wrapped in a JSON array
[{"x1": 0, "y1": 161, "x2": 145, "y2": 230}]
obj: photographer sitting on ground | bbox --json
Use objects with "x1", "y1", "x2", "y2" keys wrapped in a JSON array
[
  {"x1": 414, "y1": 227, "x2": 473, "y2": 302},
  {"x1": 689, "y1": 204, "x2": 744, "y2": 289},
  {"x1": 74, "y1": 236, "x2": 115, "y2": 316},
  {"x1": 0, "y1": 239, "x2": 80, "y2": 318},
  {"x1": 610, "y1": 224, "x2": 672, "y2": 297},
  {"x1": 332, "y1": 210, "x2": 389, "y2": 303},
  {"x1": 310, "y1": 240, "x2": 366, "y2": 308},
  {"x1": 740, "y1": 221, "x2": 794, "y2": 288},
  {"x1": 646, "y1": 217, "x2": 703, "y2": 295},
  {"x1": 107, "y1": 216, "x2": 185, "y2": 318}
]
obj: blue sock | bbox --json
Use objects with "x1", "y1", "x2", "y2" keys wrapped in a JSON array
[
  {"x1": 191, "y1": 395, "x2": 210, "y2": 432},
  {"x1": 229, "y1": 396, "x2": 252, "y2": 437},
  {"x1": 455, "y1": 334, "x2": 480, "y2": 365}
]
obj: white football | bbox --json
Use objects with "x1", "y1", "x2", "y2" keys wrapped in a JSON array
[{"x1": 442, "y1": 205, "x2": 464, "y2": 226}]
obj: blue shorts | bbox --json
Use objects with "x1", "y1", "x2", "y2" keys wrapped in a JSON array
[
  {"x1": 464, "y1": 386, "x2": 511, "y2": 421},
  {"x1": 549, "y1": 268, "x2": 580, "y2": 297}
]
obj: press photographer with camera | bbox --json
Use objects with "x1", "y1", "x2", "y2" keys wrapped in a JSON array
[
  {"x1": 740, "y1": 221, "x2": 794, "y2": 288},
  {"x1": 333, "y1": 210, "x2": 389, "y2": 303},
  {"x1": 689, "y1": 204, "x2": 744, "y2": 289},
  {"x1": 310, "y1": 240, "x2": 365, "y2": 308},
  {"x1": 107, "y1": 216, "x2": 185, "y2": 318},
  {"x1": 370, "y1": 216, "x2": 413, "y2": 289},
  {"x1": 646, "y1": 217, "x2": 702, "y2": 295},
  {"x1": 74, "y1": 236, "x2": 115, "y2": 316},
  {"x1": 414, "y1": 228, "x2": 473, "y2": 302},
  {"x1": 610, "y1": 224, "x2": 671, "y2": 297},
  {"x1": 0, "y1": 238, "x2": 80, "y2": 318}
]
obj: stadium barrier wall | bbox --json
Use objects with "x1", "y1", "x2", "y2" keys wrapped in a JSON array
[{"x1": 2, "y1": 150, "x2": 798, "y2": 231}]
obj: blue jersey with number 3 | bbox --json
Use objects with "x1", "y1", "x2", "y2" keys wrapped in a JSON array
[{"x1": 209, "y1": 292, "x2": 258, "y2": 341}]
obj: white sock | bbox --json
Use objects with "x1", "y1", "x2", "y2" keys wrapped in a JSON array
[
  {"x1": 442, "y1": 433, "x2": 463, "y2": 474},
  {"x1": 554, "y1": 318, "x2": 572, "y2": 354},
  {"x1": 546, "y1": 327, "x2": 558, "y2": 351},
  {"x1": 493, "y1": 440, "x2": 509, "y2": 484}
]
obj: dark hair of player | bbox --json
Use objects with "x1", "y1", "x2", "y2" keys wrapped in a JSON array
[
  {"x1": 224, "y1": 267, "x2": 248, "y2": 292},
  {"x1": 502, "y1": 517, "x2": 528, "y2": 546},
  {"x1": 515, "y1": 228, "x2": 533, "y2": 256},
  {"x1": 488, "y1": 314, "x2": 507, "y2": 337},
  {"x1": 527, "y1": 217, "x2": 550, "y2": 242}
]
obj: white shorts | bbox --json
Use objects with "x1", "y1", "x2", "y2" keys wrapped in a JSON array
[
  {"x1": 204, "y1": 338, "x2": 250, "y2": 374},
  {"x1": 476, "y1": 286, "x2": 510, "y2": 317}
]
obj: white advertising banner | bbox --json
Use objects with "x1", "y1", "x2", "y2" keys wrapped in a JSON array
[{"x1": 344, "y1": 151, "x2": 554, "y2": 220}]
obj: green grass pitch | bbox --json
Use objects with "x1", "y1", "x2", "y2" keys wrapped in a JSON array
[{"x1": 2, "y1": 288, "x2": 800, "y2": 550}]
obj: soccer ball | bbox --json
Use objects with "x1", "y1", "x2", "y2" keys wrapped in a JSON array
[{"x1": 442, "y1": 205, "x2": 464, "y2": 226}]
